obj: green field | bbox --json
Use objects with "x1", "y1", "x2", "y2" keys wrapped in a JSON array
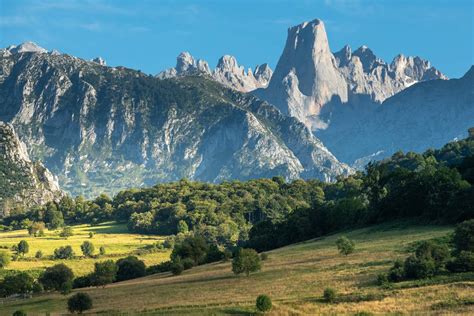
[
  {"x1": 0, "y1": 222, "x2": 170, "y2": 276},
  {"x1": 1, "y1": 222, "x2": 473, "y2": 315}
]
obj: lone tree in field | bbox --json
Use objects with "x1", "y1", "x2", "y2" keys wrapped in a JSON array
[
  {"x1": 91, "y1": 260, "x2": 118, "y2": 287},
  {"x1": 336, "y1": 236, "x2": 355, "y2": 255},
  {"x1": 115, "y1": 256, "x2": 146, "y2": 281},
  {"x1": 68, "y1": 292, "x2": 93, "y2": 314},
  {"x1": 256, "y1": 294, "x2": 272, "y2": 312},
  {"x1": 17, "y1": 240, "x2": 29, "y2": 257},
  {"x1": 81, "y1": 241, "x2": 95, "y2": 257},
  {"x1": 232, "y1": 248, "x2": 261, "y2": 276},
  {"x1": 0, "y1": 251, "x2": 11, "y2": 268}
]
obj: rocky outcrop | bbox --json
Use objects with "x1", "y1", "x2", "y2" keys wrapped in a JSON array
[
  {"x1": 0, "y1": 45, "x2": 350, "y2": 197},
  {"x1": 0, "y1": 122, "x2": 62, "y2": 216},
  {"x1": 157, "y1": 52, "x2": 273, "y2": 92},
  {"x1": 255, "y1": 18, "x2": 447, "y2": 133}
]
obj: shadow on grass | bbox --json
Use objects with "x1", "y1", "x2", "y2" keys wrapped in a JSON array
[{"x1": 222, "y1": 307, "x2": 255, "y2": 315}]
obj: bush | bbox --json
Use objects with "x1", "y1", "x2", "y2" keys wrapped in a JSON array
[
  {"x1": 54, "y1": 246, "x2": 75, "y2": 259},
  {"x1": 404, "y1": 255, "x2": 436, "y2": 279},
  {"x1": 39, "y1": 263, "x2": 74, "y2": 291},
  {"x1": 182, "y1": 257, "x2": 195, "y2": 270},
  {"x1": 59, "y1": 226, "x2": 73, "y2": 239},
  {"x1": 388, "y1": 259, "x2": 405, "y2": 282},
  {"x1": 73, "y1": 275, "x2": 92, "y2": 289},
  {"x1": 414, "y1": 241, "x2": 450, "y2": 272},
  {"x1": 12, "y1": 310, "x2": 27, "y2": 316},
  {"x1": 171, "y1": 236, "x2": 209, "y2": 265},
  {"x1": 376, "y1": 273, "x2": 389, "y2": 286},
  {"x1": 256, "y1": 294, "x2": 272, "y2": 312},
  {"x1": 99, "y1": 246, "x2": 106, "y2": 256},
  {"x1": 447, "y1": 251, "x2": 474, "y2": 272},
  {"x1": 116, "y1": 256, "x2": 146, "y2": 281},
  {"x1": 336, "y1": 236, "x2": 355, "y2": 255},
  {"x1": 171, "y1": 259, "x2": 184, "y2": 276},
  {"x1": 323, "y1": 287, "x2": 336, "y2": 303},
  {"x1": 35, "y1": 250, "x2": 43, "y2": 259},
  {"x1": 68, "y1": 292, "x2": 93, "y2": 313},
  {"x1": 17, "y1": 240, "x2": 29, "y2": 256},
  {"x1": 32, "y1": 282, "x2": 44, "y2": 293},
  {"x1": 89, "y1": 232, "x2": 94, "y2": 238},
  {"x1": 260, "y1": 253, "x2": 269, "y2": 261},
  {"x1": 81, "y1": 241, "x2": 95, "y2": 257},
  {"x1": 146, "y1": 261, "x2": 172, "y2": 274},
  {"x1": 91, "y1": 260, "x2": 118, "y2": 287},
  {"x1": 453, "y1": 219, "x2": 474, "y2": 253},
  {"x1": 232, "y1": 248, "x2": 261, "y2": 276},
  {"x1": 60, "y1": 281, "x2": 73, "y2": 295},
  {"x1": 0, "y1": 272, "x2": 34, "y2": 296},
  {"x1": 0, "y1": 251, "x2": 10, "y2": 268}
]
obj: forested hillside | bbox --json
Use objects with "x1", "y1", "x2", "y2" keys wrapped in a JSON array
[{"x1": 2, "y1": 133, "x2": 472, "y2": 251}]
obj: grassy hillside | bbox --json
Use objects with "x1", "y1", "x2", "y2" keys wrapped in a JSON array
[
  {"x1": 2, "y1": 223, "x2": 473, "y2": 314},
  {"x1": 0, "y1": 222, "x2": 170, "y2": 276}
]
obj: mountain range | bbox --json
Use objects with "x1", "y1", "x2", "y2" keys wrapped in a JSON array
[{"x1": 0, "y1": 18, "x2": 472, "y2": 200}]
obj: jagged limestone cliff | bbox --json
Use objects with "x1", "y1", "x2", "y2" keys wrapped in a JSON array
[{"x1": 0, "y1": 122, "x2": 62, "y2": 216}]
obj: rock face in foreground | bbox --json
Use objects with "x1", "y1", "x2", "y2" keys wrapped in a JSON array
[
  {"x1": 158, "y1": 52, "x2": 273, "y2": 92},
  {"x1": 0, "y1": 45, "x2": 350, "y2": 197},
  {"x1": 0, "y1": 122, "x2": 62, "y2": 216}
]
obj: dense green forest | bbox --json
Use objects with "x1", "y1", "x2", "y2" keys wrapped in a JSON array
[{"x1": 2, "y1": 135, "x2": 473, "y2": 252}]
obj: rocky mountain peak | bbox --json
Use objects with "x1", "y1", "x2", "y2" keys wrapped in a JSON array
[
  {"x1": 352, "y1": 45, "x2": 382, "y2": 72},
  {"x1": 158, "y1": 53, "x2": 272, "y2": 92},
  {"x1": 334, "y1": 45, "x2": 352, "y2": 67},
  {"x1": 92, "y1": 57, "x2": 106, "y2": 66},
  {"x1": 8, "y1": 41, "x2": 48, "y2": 54}
]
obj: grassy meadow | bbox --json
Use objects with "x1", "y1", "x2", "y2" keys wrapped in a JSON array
[
  {"x1": 0, "y1": 222, "x2": 170, "y2": 276},
  {"x1": 1, "y1": 222, "x2": 473, "y2": 315}
]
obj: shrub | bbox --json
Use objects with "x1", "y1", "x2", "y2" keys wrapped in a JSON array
[
  {"x1": 91, "y1": 260, "x2": 118, "y2": 287},
  {"x1": 414, "y1": 241, "x2": 450, "y2": 272},
  {"x1": 232, "y1": 248, "x2": 261, "y2": 276},
  {"x1": 0, "y1": 251, "x2": 10, "y2": 268},
  {"x1": 73, "y1": 275, "x2": 92, "y2": 289},
  {"x1": 28, "y1": 221, "x2": 45, "y2": 237},
  {"x1": 171, "y1": 236, "x2": 209, "y2": 265},
  {"x1": 404, "y1": 255, "x2": 436, "y2": 279},
  {"x1": 116, "y1": 256, "x2": 146, "y2": 281},
  {"x1": 376, "y1": 273, "x2": 389, "y2": 286},
  {"x1": 12, "y1": 310, "x2": 27, "y2": 316},
  {"x1": 447, "y1": 251, "x2": 474, "y2": 272},
  {"x1": 89, "y1": 232, "x2": 94, "y2": 238},
  {"x1": 171, "y1": 259, "x2": 184, "y2": 276},
  {"x1": 336, "y1": 236, "x2": 355, "y2": 255},
  {"x1": 60, "y1": 281, "x2": 73, "y2": 295},
  {"x1": 54, "y1": 246, "x2": 75, "y2": 259},
  {"x1": 146, "y1": 261, "x2": 172, "y2": 274},
  {"x1": 81, "y1": 241, "x2": 95, "y2": 257},
  {"x1": 0, "y1": 272, "x2": 34, "y2": 296},
  {"x1": 163, "y1": 236, "x2": 175, "y2": 249},
  {"x1": 39, "y1": 263, "x2": 74, "y2": 291},
  {"x1": 68, "y1": 292, "x2": 93, "y2": 314},
  {"x1": 35, "y1": 250, "x2": 43, "y2": 259},
  {"x1": 17, "y1": 240, "x2": 29, "y2": 256},
  {"x1": 260, "y1": 253, "x2": 269, "y2": 261},
  {"x1": 323, "y1": 287, "x2": 337, "y2": 303},
  {"x1": 256, "y1": 294, "x2": 272, "y2": 312},
  {"x1": 387, "y1": 260, "x2": 405, "y2": 282},
  {"x1": 59, "y1": 226, "x2": 74, "y2": 238},
  {"x1": 453, "y1": 219, "x2": 474, "y2": 253},
  {"x1": 182, "y1": 257, "x2": 195, "y2": 270},
  {"x1": 99, "y1": 246, "x2": 106, "y2": 256},
  {"x1": 32, "y1": 282, "x2": 44, "y2": 293}
]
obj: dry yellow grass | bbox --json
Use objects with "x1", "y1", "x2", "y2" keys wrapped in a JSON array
[{"x1": 1, "y1": 222, "x2": 473, "y2": 315}]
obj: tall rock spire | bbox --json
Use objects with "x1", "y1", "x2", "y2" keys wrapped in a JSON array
[{"x1": 259, "y1": 19, "x2": 348, "y2": 130}]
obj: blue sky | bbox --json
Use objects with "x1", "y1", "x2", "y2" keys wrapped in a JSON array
[{"x1": 1, "y1": 0, "x2": 472, "y2": 78}]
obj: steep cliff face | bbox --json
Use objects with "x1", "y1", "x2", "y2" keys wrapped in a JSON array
[
  {"x1": 256, "y1": 18, "x2": 447, "y2": 133},
  {"x1": 157, "y1": 52, "x2": 272, "y2": 92},
  {"x1": 0, "y1": 122, "x2": 62, "y2": 216},
  {"x1": 0, "y1": 47, "x2": 350, "y2": 197}
]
